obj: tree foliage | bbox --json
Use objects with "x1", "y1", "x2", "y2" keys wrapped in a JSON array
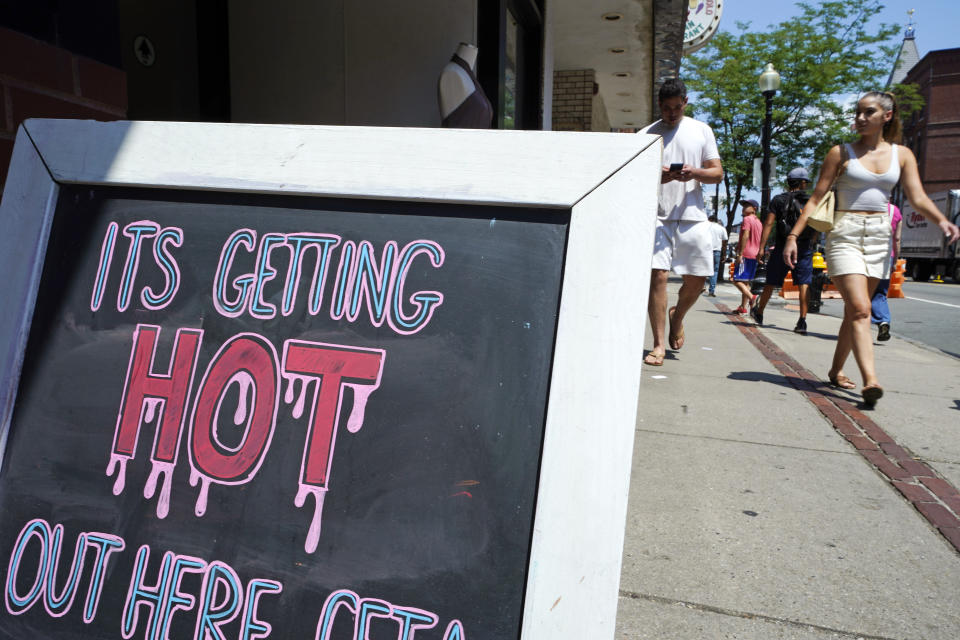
[{"x1": 683, "y1": 0, "x2": 920, "y2": 229}]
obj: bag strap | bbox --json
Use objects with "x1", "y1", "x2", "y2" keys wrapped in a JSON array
[
  {"x1": 818, "y1": 143, "x2": 848, "y2": 202},
  {"x1": 832, "y1": 143, "x2": 848, "y2": 187}
]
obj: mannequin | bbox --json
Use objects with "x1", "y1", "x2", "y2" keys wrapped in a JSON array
[{"x1": 438, "y1": 43, "x2": 493, "y2": 128}]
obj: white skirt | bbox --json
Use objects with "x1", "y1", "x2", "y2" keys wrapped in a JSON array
[{"x1": 825, "y1": 212, "x2": 892, "y2": 279}]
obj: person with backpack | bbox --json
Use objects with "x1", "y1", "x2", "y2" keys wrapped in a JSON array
[{"x1": 751, "y1": 168, "x2": 816, "y2": 333}]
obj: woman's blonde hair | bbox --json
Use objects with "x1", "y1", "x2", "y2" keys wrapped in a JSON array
[{"x1": 860, "y1": 91, "x2": 902, "y2": 144}]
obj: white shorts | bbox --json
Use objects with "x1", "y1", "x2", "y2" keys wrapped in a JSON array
[
  {"x1": 825, "y1": 212, "x2": 892, "y2": 279},
  {"x1": 651, "y1": 218, "x2": 714, "y2": 277}
]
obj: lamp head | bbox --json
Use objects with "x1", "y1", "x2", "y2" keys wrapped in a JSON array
[{"x1": 759, "y1": 63, "x2": 781, "y2": 93}]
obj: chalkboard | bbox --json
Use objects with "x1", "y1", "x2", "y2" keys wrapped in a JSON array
[
  {"x1": 0, "y1": 120, "x2": 661, "y2": 639},
  {"x1": 0, "y1": 184, "x2": 568, "y2": 639}
]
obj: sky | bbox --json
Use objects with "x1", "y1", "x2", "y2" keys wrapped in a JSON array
[
  {"x1": 699, "y1": 0, "x2": 958, "y2": 218},
  {"x1": 719, "y1": 0, "x2": 958, "y2": 58}
]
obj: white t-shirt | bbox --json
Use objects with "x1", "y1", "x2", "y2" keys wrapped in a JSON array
[
  {"x1": 640, "y1": 116, "x2": 720, "y2": 221},
  {"x1": 709, "y1": 221, "x2": 728, "y2": 251}
]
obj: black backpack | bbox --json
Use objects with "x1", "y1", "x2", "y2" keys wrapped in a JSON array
[{"x1": 778, "y1": 192, "x2": 814, "y2": 241}]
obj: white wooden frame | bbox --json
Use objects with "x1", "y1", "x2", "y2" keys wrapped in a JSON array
[{"x1": 0, "y1": 119, "x2": 661, "y2": 639}]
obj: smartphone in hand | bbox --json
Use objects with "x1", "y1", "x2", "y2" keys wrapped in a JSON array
[{"x1": 669, "y1": 163, "x2": 683, "y2": 173}]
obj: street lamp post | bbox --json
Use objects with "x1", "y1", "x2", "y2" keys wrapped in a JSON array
[{"x1": 758, "y1": 63, "x2": 781, "y2": 218}]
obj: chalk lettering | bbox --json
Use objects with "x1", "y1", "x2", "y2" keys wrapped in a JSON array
[
  {"x1": 159, "y1": 554, "x2": 205, "y2": 640},
  {"x1": 442, "y1": 620, "x2": 467, "y2": 640},
  {"x1": 282, "y1": 340, "x2": 386, "y2": 552},
  {"x1": 213, "y1": 229, "x2": 258, "y2": 318},
  {"x1": 123, "y1": 546, "x2": 281, "y2": 640},
  {"x1": 109, "y1": 325, "x2": 385, "y2": 551},
  {"x1": 211, "y1": 230, "x2": 444, "y2": 334},
  {"x1": 5, "y1": 520, "x2": 49, "y2": 614},
  {"x1": 141, "y1": 227, "x2": 184, "y2": 310},
  {"x1": 194, "y1": 561, "x2": 242, "y2": 640},
  {"x1": 249, "y1": 233, "x2": 287, "y2": 318},
  {"x1": 330, "y1": 240, "x2": 354, "y2": 320},
  {"x1": 393, "y1": 606, "x2": 440, "y2": 639},
  {"x1": 241, "y1": 579, "x2": 282, "y2": 640},
  {"x1": 389, "y1": 240, "x2": 445, "y2": 335},
  {"x1": 91, "y1": 221, "x2": 118, "y2": 311},
  {"x1": 349, "y1": 240, "x2": 397, "y2": 326},
  {"x1": 119, "y1": 221, "x2": 160, "y2": 312},
  {"x1": 315, "y1": 588, "x2": 465, "y2": 640},
  {"x1": 284, "y1": 234, "x2": 340, "y2": 316},
  {"x1": 5, "y1": 519, "x2": 124, "y2": 622},
  {"x1": 109, "y1": 325, "x2": 204, "y2": 518},
  {"x1": 43, "y1": 523, "x2": 85, "y2": 616},
  {"x1": 83, "y1": 534, "x2": 125, "y2": 623},
  {"x1": 123, "y1": 545, "x2": 170, "y2": 639},
  {"x1": 188, "y1": 333, "x2": 280, "y2": 514}
]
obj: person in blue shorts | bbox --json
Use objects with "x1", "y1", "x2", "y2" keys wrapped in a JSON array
[
  {"x1": 752, "y1": 168, "x2": 816, "y2": 333},
  {"x1": 732, "y1": 199, "x2": 762, "y2": 314}
]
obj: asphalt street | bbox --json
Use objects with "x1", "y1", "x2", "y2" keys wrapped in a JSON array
[{"x1": 815, "y1": 280, "x2": 960, "y2": 359}]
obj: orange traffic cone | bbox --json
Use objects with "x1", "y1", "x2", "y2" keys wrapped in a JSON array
[
  {"x1": 779, "y1": 272, "x2": 800, "y2": 299},
  {"x1": 888, "y1": 259, "x2": 906, "y2": 299}
]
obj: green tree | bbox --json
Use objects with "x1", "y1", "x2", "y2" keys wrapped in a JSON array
[{"x1": 683, "y1": 0, "x2": 920, "y2": 231}]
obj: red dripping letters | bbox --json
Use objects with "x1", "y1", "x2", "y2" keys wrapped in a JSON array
[{"x1": 108, "y1": 325, "x2": 385, "y2": 553}]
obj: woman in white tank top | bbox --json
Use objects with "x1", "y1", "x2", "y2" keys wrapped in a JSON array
[{"x1": 783, "y1": 92, "x2": 960, "y2": 407}]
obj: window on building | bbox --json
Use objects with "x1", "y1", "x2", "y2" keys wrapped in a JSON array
[
  {"x1": 503, "y1": 11, "x2": 518, "y2": 129},
  {"x1": 478, "y1": 0, "x2": 543, "y2": 130}
]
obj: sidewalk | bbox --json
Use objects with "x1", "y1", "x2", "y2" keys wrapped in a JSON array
[{"x1": 616, "y1": 278, "x2": 960, "y2": 639}]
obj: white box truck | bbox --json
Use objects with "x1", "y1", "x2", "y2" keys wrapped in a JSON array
[{"x1": 900, "y1": 189, "x2": 960, "y2": 282}]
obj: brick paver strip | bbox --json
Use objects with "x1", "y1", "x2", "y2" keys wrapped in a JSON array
[
  {"x1": 880, "y1": 442, "x2": 912, "y2": 461},
  {"x1": 940, "y1": 527, "x2": 960, "y2": 550},
  {"x1": 916, "y1": 502, "x2": 960, "y2": 529},
  {"x1": 716, "y1": 303, "x2": 960, "y2": 554},
  {"x1": 921, "y1": 477, "x2": 960, "y2": 499},
  {"x1": 900, "y1": 459, "x2": 936, "y2": 477},
  {"x1": 892, "y1": 481, "x2": 937, "y2": 503}
]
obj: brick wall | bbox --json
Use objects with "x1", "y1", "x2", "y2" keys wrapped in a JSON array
[
  {"x1": 902, "y1": 48, "x2": 960, "y2": 193},
  {"x1": 0, "y1": 26, "x2": 127, "y2": 190},
  {"x1": 552, "y1": 69, "x2": 609, "y2": 132}
]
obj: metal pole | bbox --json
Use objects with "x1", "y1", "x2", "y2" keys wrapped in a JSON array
[{"x1": 760, "y1": 89, "x2": 775, "y2": 218}]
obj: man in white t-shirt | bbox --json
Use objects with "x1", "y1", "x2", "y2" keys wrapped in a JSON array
[
  {"x1": 640, "y1": 78, "x2": 723, "y2": 366},
  {"x1": 707, "y1": 215, "x2": 728, "y2": 296}
]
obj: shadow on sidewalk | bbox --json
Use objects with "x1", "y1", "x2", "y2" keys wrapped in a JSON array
[
  {"x1": 701, "y1": 307, "x2": 840, "y2": 342},
  {"x1": 727, "y1": 370, "x2": 800, "y2": 390},
  {"x1": 757, "y1": 325, "x2": 838, "y2": 341}
]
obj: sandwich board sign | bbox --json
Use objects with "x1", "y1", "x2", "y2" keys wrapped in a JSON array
[{"x1": 0, "y1": 119, "x2": 659, "y2": 639}]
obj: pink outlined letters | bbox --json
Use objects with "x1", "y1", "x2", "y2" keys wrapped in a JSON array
[
  {"x1": 187, "y1": 332, "x2": 281, "y2": 517},
  {"x1": 4, "y1": 519, "x2": 124, "y2": 622},
  {"x1": 316, "y1": 588, "x2": 466, "y2": 640},
  {"x1": 109, "y1": 325, "x2": 204, "y2": 518},
  {"x1": 4, "y1": 519, "x2": 468, "y2": 638},
  {"x1": 108, "y1": 325, "x2": 385, "y2": 552},
  {"x1": 282, "y1": 341, "x2": 385, "y2": 552},
  {"x1": 90, "y1": 221, "x2": 183, "y2": 313},
  {"x1": 211, "y1": 230, "x2": 444, "y2": 335}
]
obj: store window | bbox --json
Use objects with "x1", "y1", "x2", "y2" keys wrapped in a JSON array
[
  {"x1": 503, "y1": 12, "x2": 518, "y2": 129},
  {"x1": 478, "y1": 0, "x2": 543, "y2": 130}
]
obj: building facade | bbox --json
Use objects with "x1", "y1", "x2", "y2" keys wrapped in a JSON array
[
  {"x1": 0, "y1": 0, "x2": 689, "y2": 190},
  {"x1": 899, "y1": 47, "x2": 960, "y2": 196}
]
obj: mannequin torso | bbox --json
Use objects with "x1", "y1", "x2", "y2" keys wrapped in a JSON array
[
  {"x1": 438, "y1": 44, "x2": 479, "y2": 117},
  {"x1": 438, "y1": 43, "x2": 493, "y2": 128}
]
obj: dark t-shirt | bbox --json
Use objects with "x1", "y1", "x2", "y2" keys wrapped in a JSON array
[{"x1": 769, "y1": 190, "x2": 814, "y2": 247}]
